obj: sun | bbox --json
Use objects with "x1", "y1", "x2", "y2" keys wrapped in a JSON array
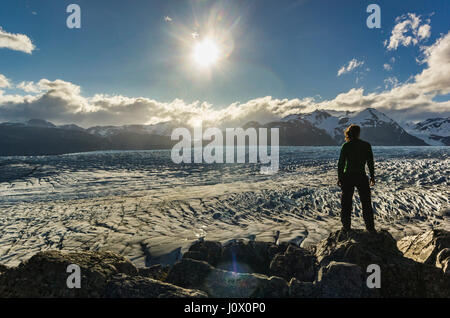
[{"x1": 193, "y1": 39, "x2": 220, "y2": 68}]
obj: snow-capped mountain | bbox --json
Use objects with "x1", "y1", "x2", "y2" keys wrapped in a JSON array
[
  {"x1": 404, "y1": 117, "x2": 450, "y2": 146},
  {"x1": 282, "y1": 108, "x2": 427, "y2": 146}
]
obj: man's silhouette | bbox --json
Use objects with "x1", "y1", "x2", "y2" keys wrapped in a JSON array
[{"x1": 337, "y1": 124, "x2": 376, "y2": 233}]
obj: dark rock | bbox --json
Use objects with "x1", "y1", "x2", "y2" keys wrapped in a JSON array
[
  {"x1": 317, "y1": 262, "x2": 364, "y2": 298},
  {"x1": 288, "y1": 278, "x2": 318, "y2": 298},
  {"x1": 187, "y1": 241, "x2": 223, "y2": 267},
  {"x1": 137, "y1": 264, "x2": 170, "y2": 281},
  {"x1": 104, "y1": 274, "x2": 207, "y2": 298},
  {"x1": 0, "y1": 250, "x2": 138, "y2": 297},
  {"x1": 166, "y1": 258, "x2": 214, "y2": 289},
  {"x1": 397, "y1": 229, "x2": 450, "y2": 265},
  {"x1": 166, "y1": 258, "x2": 288, "y2": 298},
  {"x1": 270, "y1": 244, "x2": 316, "y2": 282}
]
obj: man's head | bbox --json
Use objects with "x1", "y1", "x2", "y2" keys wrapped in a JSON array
[{"x1": 344, "y1": 124, "x2": 360, "y2": 142}]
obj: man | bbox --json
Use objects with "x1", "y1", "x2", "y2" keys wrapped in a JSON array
[{"x1": 337, "y1": 124, "x2": 376, "y2": 233}]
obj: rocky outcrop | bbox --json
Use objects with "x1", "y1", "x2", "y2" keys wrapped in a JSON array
[
  {"x1": 0, "y1": 250, "x2": 205, "y2": 298},
  {"x1": 0, "y1": 229, "x2": 449, "y2": 298}
]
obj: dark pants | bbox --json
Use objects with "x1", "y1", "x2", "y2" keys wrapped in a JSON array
[{"x1": 340, "y1": 173, "x2": 375, "y2": 231}]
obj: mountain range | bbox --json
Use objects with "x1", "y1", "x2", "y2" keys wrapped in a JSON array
[{"x1": 0, "y1": 108, "x2": 448, "y2": 156}]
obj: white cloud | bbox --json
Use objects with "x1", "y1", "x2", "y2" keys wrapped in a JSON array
[
  {"x1": 385, "y1": 13, "x2": 431, "y2": 51},
  {"x1": 383, "y1": 63, "x2": 392, "y2": 71},
  {"x1": 337, "y1": 58, "x2": 365, "y2": 76},
  {"x1": 17, "y1": 81, "x2": 41, "y2": 93},
  {"x1": 0, "y1": 74, "x2": 11, "y2": 88},
  {"x1": 0, "y1": 27, "x2": 35, "y2": 54},
  {"x1": 414, "y1": 31, "x2": 450, "y2": 95},
  {"x1": 418, "y1": 24, "x2": 431, "y2": 40}
]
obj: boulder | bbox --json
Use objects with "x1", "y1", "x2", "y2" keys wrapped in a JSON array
[
  {"x1": 317, "y1": 262, "x2": 365, "y2": 298},
  {"x1": 104, "y1": 274, "x2": 207, "y2": 298},
  {"x1": 166, "y1": 258, "x2": 289, "y2": 298},
  {"x1": 288, "y1": 278, "x2": 318, "y2": 298},
  {"x1": 397, "y1": 229, "x2": 450, "y2": 265},
  {"x1": 166, "y1": 257, "x2": 214, "y2": 289},
  {"x1": 270, "y1": 245, "x2": 316, "y2": 282},
  {"x1": 186, "y1": 240, "x2": 223, "y2": 267}
]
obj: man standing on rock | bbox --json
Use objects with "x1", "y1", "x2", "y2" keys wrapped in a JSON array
[{"x1": 337, "y1": 124, "x2": 376, "y2": 233}]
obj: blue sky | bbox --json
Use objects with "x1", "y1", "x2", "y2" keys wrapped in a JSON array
[{"x1": 0, "y1": 0, "x2": 449, "y2": 126}]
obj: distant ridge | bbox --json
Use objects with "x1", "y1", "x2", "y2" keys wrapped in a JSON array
[{"x1": 0, "y1": 108, "x2": 446, "y2": 156}]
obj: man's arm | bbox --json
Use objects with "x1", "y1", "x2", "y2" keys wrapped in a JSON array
[
  {"x1": 367, "y1": 144, "x2": 375, "y2": 180},
  {"x1": 338, "y1": 145, "x2": 346, "y2": 182}
]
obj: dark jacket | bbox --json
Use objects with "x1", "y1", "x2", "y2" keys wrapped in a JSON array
[{"x1": 338, "y1": 139, "x2": 374, "y2": 182}]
